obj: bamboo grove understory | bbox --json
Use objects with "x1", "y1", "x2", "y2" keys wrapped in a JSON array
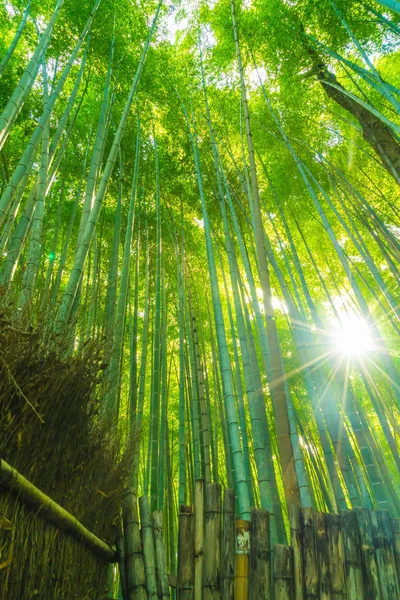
[{"x1": 0, "y1": 0, "x2": 400, "y2": 576}]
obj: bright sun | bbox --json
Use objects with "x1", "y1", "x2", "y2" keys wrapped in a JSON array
[{"x1": 332, "y1": 314, "x2": 375, "y2": 357}]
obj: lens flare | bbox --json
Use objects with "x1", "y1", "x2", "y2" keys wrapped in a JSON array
[{"x1": 332, "y1": 314, "x2": 374, "y2": 357}]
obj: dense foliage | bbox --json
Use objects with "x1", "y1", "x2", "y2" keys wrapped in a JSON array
[{"x1": 0, "y1": 0, "x2": 399, "y2": 556}]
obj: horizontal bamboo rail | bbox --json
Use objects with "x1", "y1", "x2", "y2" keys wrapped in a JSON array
[{"x1": 0, "y1": 458, "x2": 116, "y2": 562}]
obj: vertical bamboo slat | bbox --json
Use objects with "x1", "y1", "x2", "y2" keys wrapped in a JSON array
[
  {"x1": 341, "y1": 510, "x2": 364, "y2": 599},
  {"x1": 357, "y1": 509, "x2": 382, "y2": 600},
  {"x1": 371, "y1": 511, "x2": 400, "y2": 600},
  {"x1": 289, "y1": 504, "x2": 304, "y2": 600},
  {"x1": 123, "y1": 490, "x2": 147, "y2": 600},
  {"x1": 152, "y1": 510, "x2": 170, "y2": 599},
  {"x1": 235, "y1": 519, "x2": 250, "y2": 600},
  {"x1": 316, "y1": 512, "x2": 330, "y2": 600},
  {"x1": 139, "y1": 496, "x2": 158, "y2": 600},
  {"x1": 203, "y1": 482, "x2": 221, "y2": 600},
  {"x1": 393, "y1": 518, "x2": 400, "y2": 578},
  {"x1": 117, "y1": 533, "x2": 129, "y2": 600},
  {"x1": 177, "y1": 506, "x2": 195, "y2": 600},
  {"x1": 326, "y1": 513, "x2": 346, "y2": 600},
  {"x1": 250, "y1": 508, "x2": 270, "y2": 600},
  {"x1": 302, "y1": 508, "x2": 318, "y2": 600},
  {"x1": 222, "y1": 489, "x2": 236, "y2": 600},
  {"x1": 194, "y1": 480, "x2": 204, "y2": 600},
  {"x1": 273, "y1": 544, "x2": 294, "y2": 600}
]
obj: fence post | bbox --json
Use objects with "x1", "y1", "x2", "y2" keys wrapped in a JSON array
[
  {"x1": 316, "y1": 512, "x2": 329, "y2": 600},
  {"x1": 177, "y1": 505, "x2": 195, "y2": 600},
  {"x1": 152, "y1": 510, "x2": 170, "y2": 599},
  {"x1": 139, "y1": 497, "x2": 158, "y2": 600},
  {"x1": 357, "y1": 508, "x2": 382, "y2": 599},
  {"x1": 194, "y1": 480, "x2": 204, "y2": 600},
  {"x1": 116, "y1": 533, "x2": 129, "y2": 600},
  {"x1": 203, "y1": 482, "x2": 221, "y2": 600},
  {"x1": 122, "y1": 490, "x2": 147, "y2": 600},
  {"x1": 371, "y1": 511, "x2": 400, "y2": 600},
  {"x1": 250, "y1": 508, "x2": 270, "y2": 600},
  {"x1": 274, "y1": 544, "x2": 294, "y2": 600},
  {"x1": 222, "y1": 489, "x2": 235, "y2": 600},
  {"x1": 289, "y1": 504, "x2": 304, "y2": 600},
  {"x1": 341, "y1": 510, "x2": 364, "y2": 598},
  {"x1": 393, "y1": 518, "x2": 400, "y2": 578},
  {"x1": 235, "y1": 519, "x2": 250, "y2": 600},
  {"x1": 301, "y1": 508, "x2": 318, "y2": 600},
  {"x1": 326, "y1": 513, "x2": 346, "y2": 599}
]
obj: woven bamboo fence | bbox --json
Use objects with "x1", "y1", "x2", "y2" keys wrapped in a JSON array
[{"x1": 173, "y1": 481, "x2": 400, "y2": 600}]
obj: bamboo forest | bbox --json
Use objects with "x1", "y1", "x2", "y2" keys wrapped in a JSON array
[{"x1": 0, "y1": 0, "x2": 400, "y2": 597}]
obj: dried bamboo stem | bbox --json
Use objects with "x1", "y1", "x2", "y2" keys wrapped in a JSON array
[
  {"x1": 222, "y1": 489, "x2": 235, "y2": 600},
  {"x1": 203, "y1": 482, "x2": 221, "y2": 600},
  {"x1": 122, "y1": 489, "x2": 147, "y2": 600},
  {"x1": 194, "y1": 479, "x2": 204, "y2": 600},
  {"x1": 177, "y1": 506, "x2": 195, "y2": 600},
  {"x1": 0, "y1": 458, "x2": 116, "y2": 561},
  {"x1": 250, "y1": 508, "x2": 270, "y2": 600}
]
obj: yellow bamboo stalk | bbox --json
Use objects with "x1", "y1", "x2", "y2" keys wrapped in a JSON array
[{"x1": 235, "y1": 519, "x2": 250, "y2": 600}]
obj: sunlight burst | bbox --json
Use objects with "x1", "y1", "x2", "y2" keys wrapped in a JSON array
[{"x1": 332, "y1": 314, "x2": 375, "y2": 357}]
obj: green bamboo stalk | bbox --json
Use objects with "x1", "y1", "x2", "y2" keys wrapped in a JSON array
[
  {"x1": 0, "y1": 0, "x2": 65, "y2": 150},
  {"x1": 0, "y1": 0, "x2": 98, "y2": 224},
  {"x1": 231, "y1": 0, "x2": 300, "y2": 507},
  {"x1": 54, "y1": 0, "x2": 162, "y2": 333},
  {"x1": 0, "y1": 0, "x2": 31, "y2": 77}
]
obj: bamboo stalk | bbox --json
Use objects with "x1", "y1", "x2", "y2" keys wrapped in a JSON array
[
  {"x1": 203, "y1": 482, "x2": 221, "y2": 600},
  {"x1": 0, "y1": 458, "x2": 115, "y2": 561},
  {"x1": 122, "y1": 489, "x2": 147, "y2": 600},
  {"x1": 273, "y1": 544, "x2": 294, "y2": 600},
  {"x1": 250, "y1": 508, "x2": 270, "y2": 600},
  {"x1": 222, "y1": 489, "x2": 235, "y2": 600},
  {"x1": 177, "y1": 506, "x2": 195, "y2": 600},
  {"x1": 194, "y1": 479, "x2": 204, "y2": 600}
]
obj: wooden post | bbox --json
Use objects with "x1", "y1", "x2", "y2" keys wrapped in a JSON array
[
  {"x1": 393, "y1": 518, "x2": 400, "y2": 578},
  {"x1": 356, "y1": 508, "x2": 382, "y2": 600},
  {"x1": 116, "y1": 533, "x2": 129, "y2": 600},
  {"x1": 122, "y1": 490, "x2": 147, "y2": 600},
  {"x1": 370, "y1": 511, "x2": 400, "y2": 600},
  {"x1": 152, "y1": 510, "x2": 170, "y2": 599},
  {"x1": 235, "y1": 519, "x2": 250, "y2": 600},
  {"x1": 301, "y1": 508, "x2": 318, "y2": 600},
  {"x1": 194, "y1": 480, "x2": 204, "y2": 600},
  {"x1": 316, "y1": 512, "x2": 330, "y2": 600},
  {"x1": 222, "y1": 489, "x2": 235, "y2": 600},
  {"x1": 274, "y1": 544, "x2": 294, "y2": 600},
  {"x1": 177, "y1": 506, "x2": 195, "y2": 600},
  {"x1": 289, "y1": 504, "x2": 304, "y2": 600},
  {"x1": 250, "y1": 508, "x2": 270, "y2": 600},
  {"x1": 326, "y1": 513, "x2": 346, "y2": 600},
  {"x1": 203, "y1": 482, "x2": 222, "y2": 600},
  {"x1": 139, "y1": 496, "x2": 158, "y2": 600},
  {"x1": 341, "y1": 510, "x2": 364, "y2": 598}
]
